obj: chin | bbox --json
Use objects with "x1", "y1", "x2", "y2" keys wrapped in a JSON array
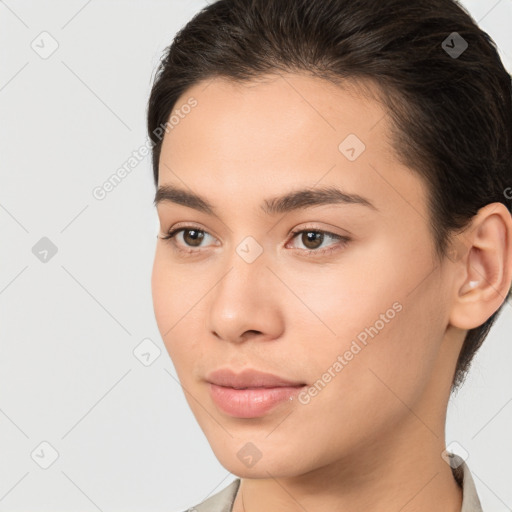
[{"x1": 210, "y1": 441, "x2": 310, "y2": 479}]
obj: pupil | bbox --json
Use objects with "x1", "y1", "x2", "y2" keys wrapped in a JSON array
[
  {"x1": 185, "y1": 229, "x2": 204, "y2": 246},
  {"x1": 303, "y1": 231, "x2": 322, "y2": 249}
]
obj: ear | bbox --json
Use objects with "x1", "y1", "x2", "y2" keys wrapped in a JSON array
[{"x1": 449, "y1": 202, "x2": 512, "y2": 330}]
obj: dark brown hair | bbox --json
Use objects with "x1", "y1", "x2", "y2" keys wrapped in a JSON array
[{"x1": 147, "y1": 0, "x2": 512, "y2": 392}]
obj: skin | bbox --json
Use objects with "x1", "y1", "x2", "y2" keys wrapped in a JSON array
[{"x1": 151, "y1": 73, "x2": 512, "y2": 511}]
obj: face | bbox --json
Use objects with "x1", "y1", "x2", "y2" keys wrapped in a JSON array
[{"x1": 151, "y1": 73, "x2": 457, "y2": 478}]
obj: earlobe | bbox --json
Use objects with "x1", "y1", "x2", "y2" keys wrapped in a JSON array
[{"x1": 449, "y1": 202, "x2": 512, "y2": 330}]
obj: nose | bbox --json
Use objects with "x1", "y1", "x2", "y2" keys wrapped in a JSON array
[{"x1": 207, "y1": 242, "x2": 285, "y2": 344}]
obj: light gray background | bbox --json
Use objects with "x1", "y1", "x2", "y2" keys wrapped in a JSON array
[{"x1": 0, "y1": 1, "x2": 511, "y2": 511}]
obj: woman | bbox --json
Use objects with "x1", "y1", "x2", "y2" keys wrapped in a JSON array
[{"x1": 147, "y1": 0, "x2": 512, "y2": 510}]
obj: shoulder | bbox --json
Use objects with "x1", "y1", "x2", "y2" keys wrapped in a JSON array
[
  {"x1": 180, "y1": 479, "x2": 241, "y2": 512},
  {"x1": 449, "y1": 453, "x2": 484, "y2": 512}
]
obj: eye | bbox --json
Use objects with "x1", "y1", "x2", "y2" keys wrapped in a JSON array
[
  {"x1": 159, "y1": 224, "x2": 351, "y2": 258},
  {"x1": 159, "y1": 225, "x2": 217, "y2": 254},
  {"x1": 287, "y1": 227, "x2": 351, "y2": 257}
]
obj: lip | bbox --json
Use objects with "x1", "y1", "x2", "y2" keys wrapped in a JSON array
[
  {"x1": 206, "y1": 368, "x2": 307, "y2": 418},
  {"x1": 205, "y1": 368, "x2": 306, "y2": 388}
]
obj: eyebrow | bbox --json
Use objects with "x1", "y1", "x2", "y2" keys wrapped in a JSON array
[{"x1": 153, "y1": 184, "x2": 378, "y2": 215}]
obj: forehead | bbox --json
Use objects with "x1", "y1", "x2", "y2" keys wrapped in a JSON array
[
  {"x1": 163, "y1": 73, "x2": 389, "y2": 157},
  {"x1": 157, "y1": 73, "x2": 427, "y2": 223},
  {"x1": 161, "y1": 74, "x2": 388, "y2": 167}
]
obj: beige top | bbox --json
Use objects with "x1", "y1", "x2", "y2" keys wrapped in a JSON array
[{"x1": 185, "y1": 454, "x2": 483, "y2": 512}]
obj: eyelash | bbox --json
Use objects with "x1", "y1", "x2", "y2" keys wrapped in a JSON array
[{"x1": 160, "y1": 224, "x2": 351, "y2": 258}]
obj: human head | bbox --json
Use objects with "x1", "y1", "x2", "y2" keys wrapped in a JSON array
[
  {"x1": 147, "y1": 0, "x2": 512, "y2": 480},
  {"x1": 148, "y1": 0, "x2": 512, "y2": 393}
]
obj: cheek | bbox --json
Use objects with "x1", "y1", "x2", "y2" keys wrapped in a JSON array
[
  {"x1": 281, "y1": 288, "x2": 439, "y2": 467},
  {"x1": 295, "y1": 237, "x2": 441, "y2": 408},
  {"x1": 151, "y1": 250, "x2": 171, "y2": 334},
  {"x1": 151, "y1": 250, "x2": 191, "y2": 361},
  {"x1": 151, "y1": 248, "x2": 213, "y2": 383},
  {"x1": 278, "y1": 238, "x2": 405, "y2": 345},
  {"x1": 151, "y1": 247, "x2": 198, "y2": 329}
]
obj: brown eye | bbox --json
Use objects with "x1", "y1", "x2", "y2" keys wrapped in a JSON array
[
  {"x1": 301, "y1": 231, "x2": 324, "y2": 250},
  {"x1": 160, "y1": 226, "x2": 213, "y2": 252},
  {"x1": 182, "y1": 229, "x2": 205, "y2": 247},
  {"x1": 288, "y1": 227, "x2": 351, "y2": 257}
]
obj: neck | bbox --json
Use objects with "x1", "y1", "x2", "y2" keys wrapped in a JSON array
[{"x1": 232, "y1": 416, "x2": 463, "y2": 512}]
